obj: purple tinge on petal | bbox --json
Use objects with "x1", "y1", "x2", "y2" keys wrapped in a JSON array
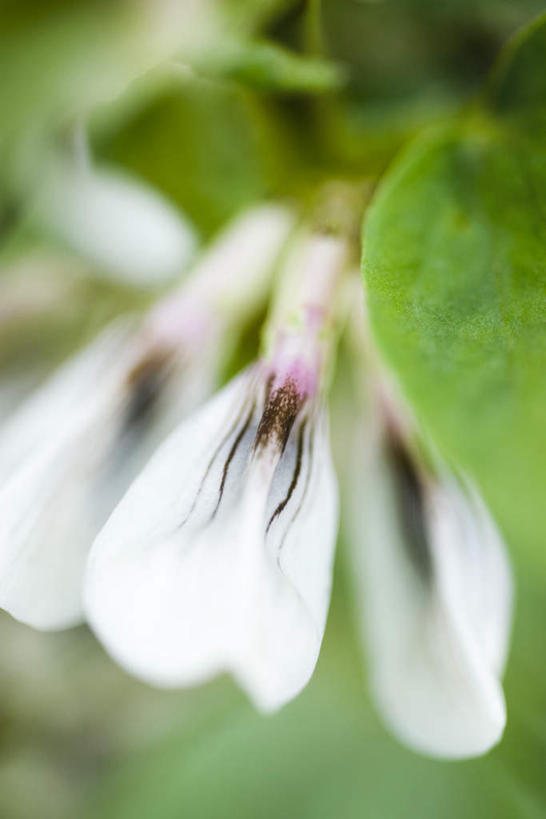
[{"x1": 253, "y1": 346, "x2": 320, "y2": 457}]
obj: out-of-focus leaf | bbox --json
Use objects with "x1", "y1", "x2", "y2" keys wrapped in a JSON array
[
  {"x1": 0, "y1": 251, "x2": 148, "y2": 374},
  {"x1": 484, "y1": 11, "x2": 546, "y2": 133},
  {"x1": 363, "y1": 127, "x2": 546, "y2": 571},
  {"x1": 0, "y1": 750, "x2": 78, "y2": 819},
  {"x1": 101, "y1": 81, "x2": 289, "y2": 237},
  {"x1": 192, "y1": 40, "x2": 346, "y2": 93},
  {"x1": 362, "y1": 17, "x2": 546, "y2": 574},
  {"x1": 321, "y1": 0, "x2": 544, "y2": 103},
  {"x1": 83, "y1": 558, "x2": 546, "y2": 818},
  {"x1": 88, "y1": 652, "x2": 542, "y2": 819},
  {"x1": 0, "y1": 0, "x2": 298, "y2": 200}
]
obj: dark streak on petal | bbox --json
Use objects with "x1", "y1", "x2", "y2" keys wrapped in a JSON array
[
  {"x1": 266, "y1": 420, "x2": 305, "y2": 533},
  {"x1": 125, "y1": 351, "x2": 172, "y2": 429},
  {"x1": 275, "y1": 415, "x2": 315, "y2": 561},
  {"x1": 253, "y1": 378, "x2": 304, "y2": 456},
  {"x1": 211, "y1": 402, "x2": 255, "y2": 519},
  {"x1": 386, "y1": 436, "x2": 432, "y2": 581},
  {"x1": 263, "y1": 372, "x2": 275, "y2": 405},
  {"x1": 178, "y1": 389, "x2": 255, "y2": 529}
]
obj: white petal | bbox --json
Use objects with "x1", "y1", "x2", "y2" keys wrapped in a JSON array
[
  {"x1": 265, "y1": 409, "x2": 338, "y2": 634},
  {"x1": 0, "y1": 373, "x2": 43, "y2": 427},
  {"x1": 235, "y1": 407, "x2": 339, "y2": 708},
  {"x1": 349, "y1": 429, "x2": 512, "y2": 759},
  {"x1": 0, "y1": 320, "x2": 210, "y2": 630},
  {"x1": 186, "y1": 204, "x2": 294, "y2": 320},
  {"x1": 0, "y1": 404, "x2": 121, "y2": 629},
  {"x1": 428, "y1": 476, "x2": 512, "y2": 679},
  {"x1": 35, "y1": 163, "x2": 196, "y2": 286},
  {"x1": 0, "y1": 324, "x2": 139, "y2": 629},
  {"x1": 85, "y1": 375, "x2": 338, "y2": 710},
  {"x1": 0, "y1": 321, "x2": 136, "y2": 483}
]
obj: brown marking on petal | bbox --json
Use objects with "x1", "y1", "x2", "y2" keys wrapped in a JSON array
[
  {"x1": 175, "y1": 393, "x2": 255, "y2": 530},
  {"x1": 266, "y1": 420, "x2": 305, "y2": 533},
  {"x1": 263, "y1": 372, "x2": 275, "y2": 405},
  {"x1": 275, "y1": 415, "x2": 315, "y2": 563},
  {"x1": 211, "y1": 401, "x2": 255, "y2": 519},
  {"x1": 253, "y1": 378, "x2": 305, "y2": 456},
  {"x1": 386, "y1": 436, "x2": 432, "y2": 581},
  {"x1": 124, "y1": 348, "x2": 173, "y2": 428}
]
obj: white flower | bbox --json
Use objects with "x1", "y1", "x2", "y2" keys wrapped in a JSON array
[
  {"x1": 0, "y1": 320, "x2": 180, "y2": 630},
  {"x1": 84, "y1": 355, "x2": 338, "y2": 711},
  {"x1": 34, "y1": 159, "x2": 197, "y2": 286},
  {"x1": 347, "y1": 383, "x2": 513, "y2": 759},
  {"x1": 0, "y1": 204, "x2": 293, "y2": 630},
  {"x1": 84, "y1": 230, "x2": 348, "y2": 710}
]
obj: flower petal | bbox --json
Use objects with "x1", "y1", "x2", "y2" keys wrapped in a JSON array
[
  {"x1": 0, "y1": 318, "x2": 210, "y2": 629},
  {"x1": 0, "y1": 321, "x2": 136, "y2": 482},
  {"x1": 85, "y1": 374, "x2": 338, "y2": 710},
  {"x1": 0, "y1": 324, "x2": 140, "y2": 628},
  {"x1": 35, "y1": 163, "x2": 196, "y2": 286},
  {"x1": 265, "y1": 408, "x2": 338, "y2": 636},
  {"x1": 428, "y1": 476, "x2": 512, "y2": 680},
  {"x1": 0, "y1": 404, "x2": 121, "y2": 628},
  {"x1": 349, "y1": 429, "x2": 512, "y2": 758}
]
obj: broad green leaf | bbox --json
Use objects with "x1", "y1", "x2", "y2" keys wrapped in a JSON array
[
  {"x1": 363, "y1": 122, "x2": 546, "y2": 570},
  {"x1": 100, "y1": 82, "x2": 276, "y2": 238},
  {"x1": 362, "y1": 16, "x2": 546, "y2": 576}
]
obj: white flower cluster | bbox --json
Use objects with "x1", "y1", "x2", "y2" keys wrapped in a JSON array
[{"x1": 0, "y1": 197, "x2": 512, "y2": 761}]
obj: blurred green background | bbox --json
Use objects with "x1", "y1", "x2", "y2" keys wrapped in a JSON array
[{"x1": 0, "y1": 1, "x2": 545, "y2": 817}]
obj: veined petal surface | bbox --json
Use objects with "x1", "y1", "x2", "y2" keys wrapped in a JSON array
[
  {"x1": 0, "y1": 320, "x2": 207, "y2": 629},
  {"x1": 349, "y1": 423, "x2": 512, "y2": 759},
  {"x1": 85, "y1": 368, "x2": 339, "y2": 710}
]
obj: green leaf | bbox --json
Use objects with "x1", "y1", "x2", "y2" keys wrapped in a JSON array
[
  {"x1": 87, "y1": 623, "x2": 545, "y2": 819},
  {"x1": 100, "y1": 81, "x2": 279, "y2": 238},
  {"x1": 362, "y1": 16, "x2": 546, "y2": 571},
  {"x1": 362, "y1": 78, "x2": 546, "y2": 570}
]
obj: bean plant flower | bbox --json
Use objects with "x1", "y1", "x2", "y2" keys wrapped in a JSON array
[
  {"x1": 0, "y1": 196, "x2": 515, "y2": 761},
  {"x1": 84, "y1": 228, "x2": 348, "y2": 711},
  {"x1": 345, "y1": 303, "x2": 512, "y2": 758},
  {"x1": 0, "y1": 204, "x2": 293, "y2": 630}
]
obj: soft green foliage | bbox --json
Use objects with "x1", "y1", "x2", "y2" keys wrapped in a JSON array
[
  {"x1": 102, "y1": 83, "x2": 272, "y2": 238},
  {"x1": 1, "y1": 3, "x2": 546, "y2": 819},
  {"x1": 85, "y1": 575, "x2": 546, "y2": 819},
  {"x1": 485, "y1": 11, "x2": 546, "y2": 129},
  {"x1": 362, "y1": 17, "x2": 546, "y2": 572},
  {"x1": 0, "y1": 0, "x2": 292, "y2": 203},
  {"x1": 192, "y1": 40, "x2": 345, "y2": 93}
]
